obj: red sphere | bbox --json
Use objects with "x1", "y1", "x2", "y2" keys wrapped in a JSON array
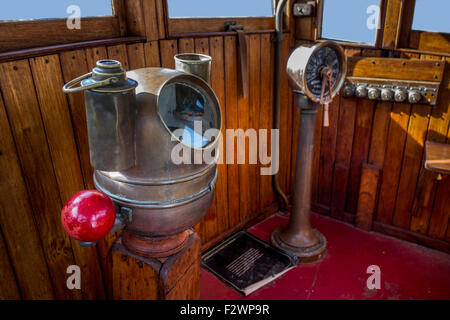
[{"x1": 61, "y1": 190, "x2": 116, "y2": 242}]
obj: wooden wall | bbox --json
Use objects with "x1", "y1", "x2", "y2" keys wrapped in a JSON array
[
  {"x1": 0, "y1": 0, "x2": 449, "y2": 300},
  {"x1": 0, "y1": 30, "x2": 296, "y2": 298}
]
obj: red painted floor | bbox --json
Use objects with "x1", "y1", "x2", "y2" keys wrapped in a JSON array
[{"x1": 201, "y1": 212, "x2": 450, "y2": 300}]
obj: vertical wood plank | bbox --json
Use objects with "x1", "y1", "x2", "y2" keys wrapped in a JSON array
[
  {"x1": 346, "y1": 99, "x2": 375, "y2": 214},
  {"x1": 0, "y1": 60, "x2": 80, "y2": 300},
  {"x1": 85, "y1": 47, "x2": 108, "y2": 70},
  {"x1": 317, "y1": 94, "x2": 340, "y2": 208},
  {"x1": 144, "y1": 41, "x2": 161, "y2": 67},
  {"x1": 376, "y1": 103, "x2": 411, "y2": 224},
  {"x1": 178, "y1": 38, "x2": 195, "y2": 53},
  {"x1": 367, "y1": 102, "x2": 392, "y2": 168},
  {"x1": 159, "y1": 39, "x2": 178, "y2": 69},
  {"x1": 124, "y1": 0, "x2": 146, "y2": 36},
  {"x1": 59, "y1": 50, "x2": 93, "y2": 189},
  {"x1": 224, "y1": 36, "x2": 241, "y2": 227},
  {"x1": 330, "y1": 95, "x2": 357, "y2": 219},
  {"x1": 155, "y1": 0, "x2": 168, "y2": 39},
  {"x1": 127, "y1": 43, "x2": 146, "y2": 70},
  {"x1": 393, "y1": 105, "x2": 431, "y2": 229},
  {"x1": 0, "y1": 229, "x2": 21, "y2": 299},
  {"x1": 248, "y1": 34, "x2": 261, "y2": 219},
  {"x1": 0, "y1": 93, "x2": 53, "y2": 300},
  {"x1": 427, "y1": 176, "x2": 449, "y2": 239},
  {"x1": 209, "y1": 36, "x2": 229, "y2": 236},
  {"x1": 30, "y1": 55, "x2": 106, "y2": 299},
  {"x1": 259, "y1": 34, "x2": 276, "y2": 210},
  {"x1": 237, "y1": 35, "x2": 251, "y2": 223},
  {"x1": 107, "y1": 44, "x2": 130, "y2": 69},
  {"x1": 355, "y1": 164, "x2": 381, "y2": 231},
  {"x1": 142, "y1": 0, "x2": 160, "y2": 40},
  {"x1": 410, "y1": 57, "x2": 449, "y2": 234}
]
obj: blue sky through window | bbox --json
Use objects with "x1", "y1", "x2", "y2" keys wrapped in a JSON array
[
  {"x1": 412, "y1": 0, "x2": 450, "y2": 33},
  {"x1": 321, "y1": 0, "x2": 380, "y2": 44},
  {"x1": 0, "y1": 1, "x2": 112, "y2": 21}
]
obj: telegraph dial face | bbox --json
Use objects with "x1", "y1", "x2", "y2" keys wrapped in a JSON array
[
  {"x1": 305, "y1": 46, "x2": 340, "y2": 100},
  {"x1": 286, "y1": 41, "x2": 346, "y2": 103}
]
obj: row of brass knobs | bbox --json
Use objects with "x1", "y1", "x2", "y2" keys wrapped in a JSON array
[{"x1": 342, "y1": 83, "x2": 422, "y2": 104}]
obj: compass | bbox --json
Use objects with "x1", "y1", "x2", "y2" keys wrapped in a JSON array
[{"x1": 286, "y1": 41, "x2": 346, "y2": 103}]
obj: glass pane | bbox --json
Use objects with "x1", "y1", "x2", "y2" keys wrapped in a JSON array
[
  {"x1": 321, "y1": 0, "x2": 380, "y2": 45},
  {"x1": 167, "y1": 0, "x2": 273, "y2": 18},
  {"x1": 0, "y1": 0, "x2": 113, "y2": 21},
  {"x1": 159, "y1": 82, "x2": 219, "y2": 149},
  {"x1": 412, "y1": 0, "x2": 450, "y2": 33}
]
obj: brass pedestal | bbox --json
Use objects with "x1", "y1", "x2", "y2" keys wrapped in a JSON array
[
  {"x1": 270, "y1": 94, "x2": 327, "y2": 262},
  {"x1": 108, "y1": 230, "x2": 201, "y2": 300}
]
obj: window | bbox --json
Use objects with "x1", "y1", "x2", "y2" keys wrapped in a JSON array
[
  {"x1": 0, "y1": 0, "x2": 124, "y2": 53},
  {"x1": 0, "y1": 0, "x2": 113, "y2": 21},
  {"x1": 320, "y1": 0, "x2": 380, "y2": 45},
  {"x1": 166, "y1": 0, "x2": 277, "y2": 35},
  {"x1": 167, "y1": 0, "x2": 273, "y2": 18},
  {"x1": 412, "y1": 0, "x2": 450, "y2": 33}
]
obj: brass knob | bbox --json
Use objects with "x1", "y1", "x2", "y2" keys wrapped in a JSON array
[
  {"x1": 342, "y1": 82, "x2": 355, "y2": 97},
  {"x1": 381, "y1": 88, "x2": 394, "y2": 101},
  {"x1": 355, "y1": 85, "x2": 367, "y2": 98},
  {"x1": 368, "y1": 87, "x2": 380, "y2": 100},
  {"x1": 408, "y1": 90, "x2": 422, "y2": 103},
  {"x1": 394, "y1": 89, "x2": 407, "y2": 102}
]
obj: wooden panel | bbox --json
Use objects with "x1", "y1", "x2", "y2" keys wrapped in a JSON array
[
  {"x1": 0, "y1": 93, "x2": 53, "y2": 300},
  {"x1": 107, "y1": 44, "x2": 130, "y2": 69},
  {"x1": 259, "y1": 34, "x2": 276, "y2": 210},
  {"x1": 209, "y1": 36, "x2": 229, "y2": 236},
  {"x1": 85, "y1": 46, "x2": 108, "y2": 70},
  {"x1": 381, "y1": 0, "x2": 402, "y2": 49},
  {"x1": 376, "y1": 103, "x2": 411, "y2": 224},
  {"x1": 59, "y1": 50, "x2": 94, "y2": 189},
  {"x1": 346, "y1": 99, "x2": 375, "y2": 214},
  {"x1": 368, "y1": 102, "x2": 392, "y2": 168},
  {"x1": 142, "y1": 0, "x2": 160, "y2": 40},
  {"x1": 144, "y1": 41, "x2": 161, "y2": 67},
  {"x1": 409, "y1": 31, "x2": 450, "y2": 55},
  {"x1": 127, "y1": 43, "x2": 146, "y2": 70},
  {"x1": 159, "y1": 40, "x2": 178, "y2": 69},
  {"x1": 393, "y1": 105, "x2": 431, "y2": 229},
  {"x1": 279, "y1": 36, "x2": 293, "y2": 195},
  {"x1": 355, "y1": 164, "x2": 381, "y2": 231},
  {"x1": 428, "y1": 177, "x2": 450, "y2": 239},
  {"x1": 0, "y1": 60, "x2": 80, "y2": 300},
  {"x1": 124, "y1": 0, "x2": 146, "y2": 36},
  {"x1": 224, "y1": 36, "x2": 241, "y2": 227},
  {"x1": 330, "y1": 96, "x2": 357, "y2": 219},
  {"x1": 347, "y1": 57, "x2": 445, "y2": 82},
  {"x1": 168, "y1": 18, "x2": 274, "y2": 35},
  {"x1": 237, "y1": 35, "x2": 252, "y2": 222},
  {"x1": 248, "y1": 34, "x2": 262, "y2": 219},
  {"x1": 317, "y1": 96, "x2": 340, "y2": 208},
  {"x1": 31, "y1": 54, "x2": 106, "y2": 300},
  {"x1": 0, "y1": 17, "x2": 121, "y2": 53},
  {"x1": 178, "y1": 38, "x2": 195, "y2": 53},
  {"x1": 155, "y1": 0, "x2": 168, "y2": 39},
  {"x1": 0, "y1": 229, "x2": 20, "y2": 299}
]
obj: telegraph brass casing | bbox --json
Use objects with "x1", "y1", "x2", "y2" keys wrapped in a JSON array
[{"x1": 286, "y1": 41, "x2": 346, "y2": 103}]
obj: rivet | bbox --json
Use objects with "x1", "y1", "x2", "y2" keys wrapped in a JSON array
[
  {"x1": 402, "y1": 61, "x2": 406, "y2": 66},
  {"x1": 122, "y1": 255, "x2": 127, "y2": 261},
  {"x1": 45, "y1": 59, "x2": 49, "y2": 64},
  {"x1": 72, "y1": 56, "x2": 75, "y2": 59},
  {"x1": 372, "y1": 60, "x2": 376, "y2": 64},
  {"x1": 13, "y1": 66, "x2": 18, "y2": 70},
  {"x1": 137, "y1": 261, "x2": 143, "y2": 268},
  {"x1": 96, "y1": 50, "x2": 99, "y2": 54}
]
